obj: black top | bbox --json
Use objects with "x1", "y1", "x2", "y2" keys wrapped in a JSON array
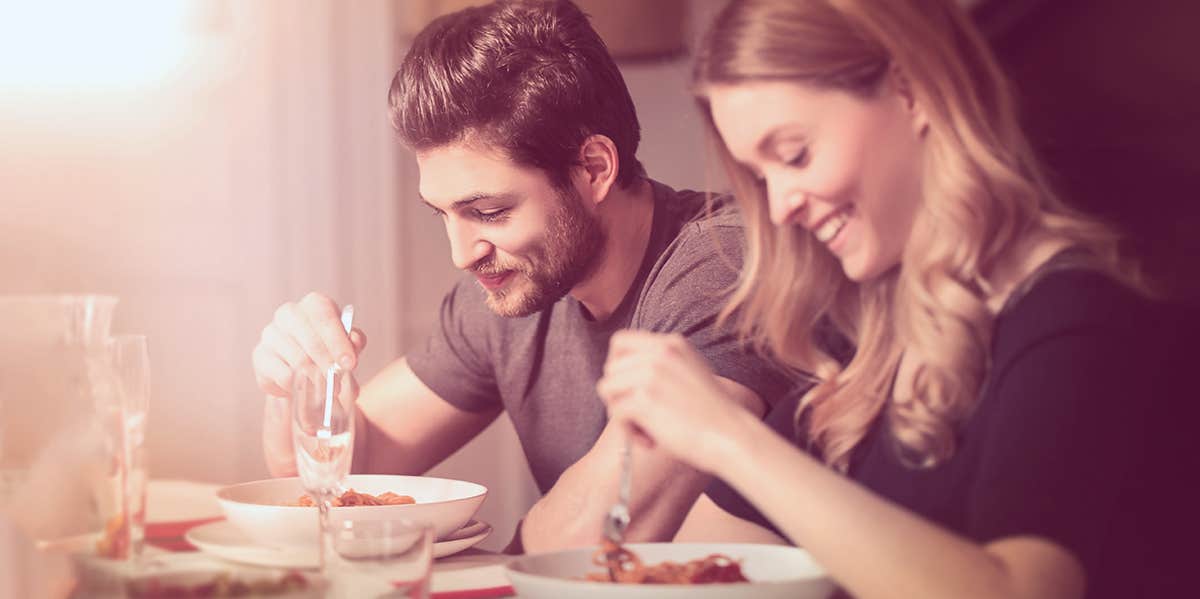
[{"x1": 706, "y1": 264, "x2": 1196, "y2": 598}]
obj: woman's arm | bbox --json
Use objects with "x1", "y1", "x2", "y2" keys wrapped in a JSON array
[
  {"x1": 713, "y1": 407, "x2": 1085, "y2": 599},
  {"x1": 599, "y1": 330, "x2": 1086, "y2": 599}
]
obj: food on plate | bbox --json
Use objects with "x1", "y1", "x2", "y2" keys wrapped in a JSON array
[
  {"x1": 292, "y1": 488, "x2": 415, "y2": 507},
  {"x1": 126, "y1": 571, "x2": 308, "y2": 598},
  {"x1": 584, "y1": 539, "x2": 750, "y2": 584}
]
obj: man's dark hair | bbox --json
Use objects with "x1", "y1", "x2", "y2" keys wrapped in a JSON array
[{"x1": 388, "y1": 0, "x2": 645, "y2": 190}]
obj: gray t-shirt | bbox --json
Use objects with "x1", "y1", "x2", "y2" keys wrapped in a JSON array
[{"x1": 407, "y1": 180, "x2": 792, "y2": 493}]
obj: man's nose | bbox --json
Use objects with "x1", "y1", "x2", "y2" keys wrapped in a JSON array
[{"x1": 446, "y1": 220, "x2": 492, "y2": 270}]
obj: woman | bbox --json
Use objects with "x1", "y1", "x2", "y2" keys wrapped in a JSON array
[{"x1": 596, "y1": 1, "x2": 1187, "y2": 597}]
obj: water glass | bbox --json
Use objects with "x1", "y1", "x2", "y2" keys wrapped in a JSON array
[
  {"x1": 108, "y1": 334, "x2": 150, "y2": 562},
  {"x1": 292, "y1": 362, "x2": 356, "y2": 571},
  {"x1": 324, "y1": 518, "x2": 433, "y2": 599},
  {"x1": 92, "y1": 334, "x2": 150, "y2": 563}
]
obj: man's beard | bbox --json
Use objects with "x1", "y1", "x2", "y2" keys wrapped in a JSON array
[{"x1": 476, "y1": 186, "x2": 606, "y2": 317}]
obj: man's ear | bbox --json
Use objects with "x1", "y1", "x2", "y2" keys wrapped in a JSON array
[
  {"x1": 576, "y1": 134, "x2": 619, "y2": 206},
  {"x1": 890, "y1": 66, "x2": 929, "y2": 136}
]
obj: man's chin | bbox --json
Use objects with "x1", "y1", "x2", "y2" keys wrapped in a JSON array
[
  {"x1": 483, "y1": 281, "x2": 564, "y2": 318},
  {"x1": 485, "y1": 294, "x2": 535, "y2": 318}
]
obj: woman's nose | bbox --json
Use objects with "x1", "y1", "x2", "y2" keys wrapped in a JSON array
[{"x1": 768, "y1": 185, "x2": 808, "y2": 226}]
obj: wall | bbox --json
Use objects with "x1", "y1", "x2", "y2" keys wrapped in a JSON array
[{"x1": 0, "y1": 0, "x2": 728, "y2": 553}]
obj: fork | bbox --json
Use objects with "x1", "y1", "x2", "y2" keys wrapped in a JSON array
[
  {"x1": 319, "y1": 304, "x2": 355, "y2": 436},
  {"x1": 602, "y1": 434, "x2": 633, "y2": 580}
]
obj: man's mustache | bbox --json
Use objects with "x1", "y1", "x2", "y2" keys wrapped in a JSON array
[{"x1": 471, "y1": 257, "x2": 525, "y2": 277}]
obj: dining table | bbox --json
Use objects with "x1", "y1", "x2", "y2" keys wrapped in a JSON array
[{"x1": 2, "y1": 479, "x2": 517, "y2": 598}]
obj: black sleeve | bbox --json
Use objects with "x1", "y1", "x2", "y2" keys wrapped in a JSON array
[
  {"x1": 406, "y1": 277, "x2": 501, "y2": 412},
  {"x1": 965, "y1": 299, "x2": 1155, "y2": 577}
]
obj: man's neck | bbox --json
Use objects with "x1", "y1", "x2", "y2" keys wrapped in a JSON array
[{"x1": 570, "y1": 178, "x2": 655, "y2": 321}]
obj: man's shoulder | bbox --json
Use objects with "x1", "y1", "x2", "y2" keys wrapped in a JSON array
[
  {"x1": 654, "y1": 181, "x2": 742, "y2": 231},
  {"x1": 633, "y1": 182, "x2": 744, "y2": 316},
  {"x1": 651, "y1": 181, "x2": 744, "y2": 257}
]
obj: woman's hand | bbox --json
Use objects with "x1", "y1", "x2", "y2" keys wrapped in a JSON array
[{"x1": 596, "y1": 330, "x2": 760, "y2": 475}]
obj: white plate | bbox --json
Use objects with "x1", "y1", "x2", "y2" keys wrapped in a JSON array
[
  {"x1": 505, "y1": 542, "x2": 835, "y2": 599},
  {"x1": 217, "y1": 475, "x2": 487, "y2": 547},
  {"x1": 186, "y1": 519, "x2": 492, "y2": 569}
]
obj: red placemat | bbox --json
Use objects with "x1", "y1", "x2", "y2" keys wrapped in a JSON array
[{"x1": 431, "y1": 586, "x2": 515, "y2": 599}]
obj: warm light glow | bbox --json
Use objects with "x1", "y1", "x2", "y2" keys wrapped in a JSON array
[{"x1": 0, "y1": 1, "x2": 192, "y2": 92}]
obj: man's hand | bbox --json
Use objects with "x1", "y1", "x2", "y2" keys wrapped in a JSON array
[
  {"x1": 253, "y1": 292, "x2": 367, "y2": 396},
  {"x1": 253, "y1": 292, "x2": 366, "y2": 476}
]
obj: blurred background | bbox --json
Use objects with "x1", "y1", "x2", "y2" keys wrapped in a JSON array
[{"x1": 1, "y1": 0, "x2": 1196, "y2": 551}]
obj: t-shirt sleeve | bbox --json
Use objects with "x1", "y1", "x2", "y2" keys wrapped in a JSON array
[
  {"x1": 406, "y1": 277, "x2": 502, "y2": 412},
  {"x1": 634, "y1": 219, "x2": 794, "y2": 403},
  {"x1": 965, "y1": 318, "x2": 1151, "y2": 575}
]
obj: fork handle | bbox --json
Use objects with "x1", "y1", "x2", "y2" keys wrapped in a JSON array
[{"x1": 618, "y1": 434, "x2": 632, "y2": 509}]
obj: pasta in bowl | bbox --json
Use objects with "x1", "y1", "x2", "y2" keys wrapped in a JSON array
[
  {"x1": 216, "y1": 474, "x2": 486, "y2": 547},
  {"x1": 505, "y1": 542, "x2": 835, "y2": 599}
]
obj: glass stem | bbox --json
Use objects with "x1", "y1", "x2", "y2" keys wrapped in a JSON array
[{"x1": 318, "y1": 494, "x2": 332, "y2": 572}]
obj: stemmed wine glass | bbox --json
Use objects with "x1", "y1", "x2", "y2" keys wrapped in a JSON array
[{"x1": 292, "y1": 305, "x2": 356, "y2": 571}]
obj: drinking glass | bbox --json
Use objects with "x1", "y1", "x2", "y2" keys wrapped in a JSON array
[
  {"x1": 0, "y1": 295, "x2": 115, "y2": 517},
  {"x1": 324, "y1": 517, "x2": 433, "y2": 599},
  {"x1": 102, "y1": 334, "x2": 150, "y2": 563},
  {"x1": 291, "y1": 361, "x2": 356, "y2": 571},
  {"x1": 80, "y1": 332, "x2": 151, "y2": 565}
]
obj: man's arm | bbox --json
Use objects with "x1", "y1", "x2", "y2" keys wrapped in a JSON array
[
  {"x1": 263, "y1": 357, "x2": 500, "y2": 477},
  {"x1": 518, "y1": 377, "x2": 763, "y2": 553},
  {"x1": 673, "y1": 494, "x2": 789, "y2": 545},
  {"x1": 353, "y1": 357, "x2": 501, "y2": 474}
]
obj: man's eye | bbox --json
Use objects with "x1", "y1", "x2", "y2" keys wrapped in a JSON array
[{"x1": 474, "y1": 208, "x2": 509, "y2": 222}]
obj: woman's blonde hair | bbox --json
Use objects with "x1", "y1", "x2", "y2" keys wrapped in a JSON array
[{"x1": 694, "y1": 0, "x2": 1132, "y2": 470}]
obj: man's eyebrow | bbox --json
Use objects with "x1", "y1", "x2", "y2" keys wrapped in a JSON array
[{"x1": 419, "y1": 192, "x2": 518, "y2": 212}]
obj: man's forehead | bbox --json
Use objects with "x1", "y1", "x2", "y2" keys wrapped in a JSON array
[{"x1": 416, "y1": 142, "x2": 546, "y2": 205}]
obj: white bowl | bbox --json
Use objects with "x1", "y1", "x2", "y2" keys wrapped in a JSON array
[
  {"x1": 505, "y1": 543, "x2": 835, "y2": 599},
  {"x1": 216, "y1": 475, "x2": 486, "y2": 547}
]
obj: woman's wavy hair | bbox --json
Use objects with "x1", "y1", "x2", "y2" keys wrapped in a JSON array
[{"x1": 694, "y1": 0, "x2": 1135, "y2": 471}]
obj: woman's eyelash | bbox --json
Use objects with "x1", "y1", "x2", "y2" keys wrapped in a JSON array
[{"x1": 784, "y1": 147, "x2": 809, "y2": 167}]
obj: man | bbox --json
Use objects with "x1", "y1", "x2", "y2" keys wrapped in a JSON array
[{"x1": 252, "y1": 0, "x2": 791, "y2": 552}]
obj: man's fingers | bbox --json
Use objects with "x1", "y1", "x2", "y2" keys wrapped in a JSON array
[
  {"x1": 301, "y1": 295, "x2": 357, "y2": 370},
  {"x1": 261, "y1": 324, "x2": 309, "y2": 370},
  {"x1": 350, "y1": 328, "x2": 368, "y2": 354},
  {"x1": 253, "y1": 347, "x2": 294, "y2": 397},
  {"x1": 274, "y1": 303, "x2": 334, "y2": 368}
]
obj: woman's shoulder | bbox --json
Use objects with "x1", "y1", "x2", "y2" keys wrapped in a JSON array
[
  {"x1": 990, "y1": 266, "x2": 1160, "y2": 365},
  {"x1": 981, "y1": 263, "x2": 1195, "y2": 425}
]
